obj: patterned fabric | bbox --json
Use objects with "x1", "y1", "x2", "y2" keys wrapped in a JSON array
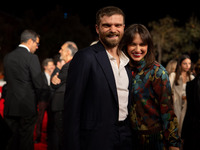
[{"x1": 130, "y1": 59, "x2": 181, "y2": 148}]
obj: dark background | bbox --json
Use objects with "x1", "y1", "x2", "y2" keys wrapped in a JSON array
[
  {"x1": 1, "y1": 1, "x2": 200, "y2": 29},
  {"x1": 0, "y1": 0, "x2": 200, "y2": 64}
]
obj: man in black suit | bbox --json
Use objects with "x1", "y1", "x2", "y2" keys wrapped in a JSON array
[
  {"x1": 63, "y1": 6, "x2": 133, "y2": 150},
  {"x1": 3, "y1": 29, "x2": 43, "y2": 150},
  {"x1": 47, "y1": 54, "x2": 65, "y2": 150},
  {"x1": 50, "y1": 41, "x2": 78, "y2": 150},
  {"x1": 35, "y1": 58, "x2": 55, "y2": 143},
  {"x1": 182, "y1": 62, "x2": 200, "y2": 150}
]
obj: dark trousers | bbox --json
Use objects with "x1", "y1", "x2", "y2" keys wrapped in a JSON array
[
  {"x1": 47, "y1": 122, "x2": 59, "y2": 150},
  {"x1": 47, "y1": 108, "x2": 59, "y2": 150},
  {"x1": 0, "y1": 114, "x2": 12, "y2": 150},
  {"x1": 4, "y1": 115, "x2": 37, "y2": 150},
  {"x1": 52, "y1": 110, "x2": 64, "y2": 150},
  {"x1": 35, "y1": 101, "x2": 49, "y2": 141},
  {"x1": 113, "y1": 120, "x2": 133, "y2": 150}
]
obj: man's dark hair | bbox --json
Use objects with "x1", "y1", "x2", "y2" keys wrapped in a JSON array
[
  {"x1": 42, "y1": 58, "x2": 54, "y2": 68},
  {"x1": 96, "y1": 6, "x2": 125, "y2": 26},
  {"x1": 20, "y1": 29, "x2": 40, "y2": 43},
  {"x1": 53, "y1": 54, "x2": 62, "y2": 65}
]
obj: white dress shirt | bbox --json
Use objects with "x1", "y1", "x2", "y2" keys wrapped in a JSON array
[
  {"x1": 44, "y1": 71, "x2": 51, "y2": 86},
  {"x1": 106, "y1": 50, "x2": 129, "y2": 121}
]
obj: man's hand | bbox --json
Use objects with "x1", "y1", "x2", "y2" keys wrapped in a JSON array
[{"x1": 51, "y1": 72, "x2": 61, "y2": 85}]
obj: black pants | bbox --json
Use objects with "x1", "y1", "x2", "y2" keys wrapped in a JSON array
[
  {"x1": 50, "y1": 110, "x2": 64, "y2": 150},
  {"x1": 35, "y1": 101, "x2": 49, "y2": 141},
  {"x1": 114, "y1": 119, "x2": 133, "y2": 150},
  {"x1": 4, "y1": 115, "x2": 37, "y2": 150},
  {"x1": 0, "y1": 114, "x2": 12, "y2": 150}
]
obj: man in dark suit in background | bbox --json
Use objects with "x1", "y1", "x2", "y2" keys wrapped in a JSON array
[
  {"x1": 182, "y1": 61, "x2": 200, "y2": 150},
  {"x1": 63, "y1": 6, "x2": 133, "y2": 150},
  {"x1": 35, "y1": 58, "x2": 55, "y2": 143},
  {"x1": 3, "y1": 29, "x2": 43, "y2": 150},
  {"x1": 50, "y1": 41, "x2": 78, "y2": 150},
  {"x1": 47, "y1": 54, "x2": 65, "y2": 150}
]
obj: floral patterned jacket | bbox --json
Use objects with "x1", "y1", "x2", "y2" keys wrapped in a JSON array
[{"x1": 130, "y1": 59, "x2": 181, "y2": 147}]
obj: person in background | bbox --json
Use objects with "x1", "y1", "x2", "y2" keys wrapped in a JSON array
[
  {"x1": 63, "y1": 6, "x2": 133, "y2": 150},
  {"x1": 119, "y1": 24, "x2": 181, "y2": 150},
  {"x1": 169, "y1": 54, "x2": 194, "y2": 137},
  {"x1": 34, "y1": 58, "x2": 55, "y2": 143},
  {"x1": 51, "y1": 54, "x2": 66, "y2": 78},
  {"x1": 50, "y1": 41, "x2": 78, "y2": 150},
  {"x1": 3, "y1": 29, "x2": 43, "y2": 150},
  {"x1": 181, "y1": 61, "x2": 200, "y2": 150},
  {"x1": 47, "y1": 54, "x2": 65, "y2": 150},
  {"x1": 0, "y1": 63, "x2": 6, "y2": 104},
  {"x1": 0, "y1": 65, "x2": 11, "y2": 150},
  {"x1": 166, "y1": 59, "x2": 177, "y2": 75}
]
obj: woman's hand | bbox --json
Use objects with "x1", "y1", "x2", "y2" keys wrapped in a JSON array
[
  {"x1": 169, "y1": 146, "x2": 179, "y2": 150},
  {"x1": 182, "y1": 95, "x2": 187, "y2": 101}
]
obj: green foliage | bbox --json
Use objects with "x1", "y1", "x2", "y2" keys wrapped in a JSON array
[{"x1": 148, "y1": 16, "x2": 200, "y2": 64}]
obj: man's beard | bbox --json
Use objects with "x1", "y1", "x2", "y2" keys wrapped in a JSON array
[{"x1": 100, "y1": 33, "x2": 121, "y2": 48}]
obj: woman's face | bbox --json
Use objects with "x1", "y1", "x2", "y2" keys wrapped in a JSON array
[
  {"x1": 181, "y1": 58, "x2": 191, "y2": 72},
  {"x1": 127, "y1": 33, "x2": 148, "y2": 62}
]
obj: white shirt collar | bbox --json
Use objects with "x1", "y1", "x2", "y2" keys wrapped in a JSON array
[
  {"x1": 106, "y1": 50, "x2": 129, "y2": 66},
  {"x1": 44, "y1": 71, "x2": 51, "y2": 86},
  {"x1": 19, "y1": 44, "x2": 30, "y2": 52}
]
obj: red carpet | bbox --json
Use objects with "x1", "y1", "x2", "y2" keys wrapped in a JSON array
[
  {"x1": 34, "y1": 111, "x2": 48, "y2": 150},
  {"x1": 0, "y1": 86, "x2": 48, "y2": 150}
]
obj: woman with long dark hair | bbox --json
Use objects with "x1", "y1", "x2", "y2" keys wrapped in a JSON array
[
  {"x1": 119, "y1": 24, "x2": 181, "y2": 150},
  {"x1": 169, "y1": 54, "x2": 194, "y2": 137}
]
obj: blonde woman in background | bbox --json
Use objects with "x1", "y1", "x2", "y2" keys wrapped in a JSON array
[{"x1": 166, "y1": 59, "x2": 177, "y2": 75}]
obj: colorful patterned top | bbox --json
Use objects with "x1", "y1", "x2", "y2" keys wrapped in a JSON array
[{"x1": 130, "y1": 59, "x2": 181, "y2": 148}]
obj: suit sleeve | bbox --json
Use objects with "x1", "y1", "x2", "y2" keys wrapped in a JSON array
[
  {"x1": 153, "y1": 66, "x2": 181, "y2": 147},
  {"x1": 29, "y1": 54, "x2": 44, "y2": 99},
  {"x1": 64, "y1": 50, "x2": 91, "y2": 150},
  {"x1": 51, "y1": 64, "x2": 69, "y2": 89}
]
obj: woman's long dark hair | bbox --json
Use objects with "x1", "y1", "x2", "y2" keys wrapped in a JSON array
[
  {"x1": 119, "y1": 24, "x2": 155, "y2": 70},
  {"x1": 174, "y1": 54, "x2": 192, "y2": 85}
]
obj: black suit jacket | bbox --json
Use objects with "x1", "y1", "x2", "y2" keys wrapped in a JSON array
[
  {"x1": 51, "y1": 62, "x2": 70, "y2": 112},
  {"x1": 64, "y1": 42, "x2": 132, "y2": 150},
  {"x1": 40, "y1": 72, "x2": 53, "y2": 103},
  {"x1": 182, "y1": 75, "x2": 200, "y2": 139},
  {"x1": 3, "y1": 46, "x2": 43, "y2": 116}
]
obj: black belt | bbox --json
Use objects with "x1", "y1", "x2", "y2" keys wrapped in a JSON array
[
  {"x1": 134, "y1": 126, "x2": 162, "y2": 135},
  {"x1": 115, "y1": 118, "x2": 128, "y2": 127}
]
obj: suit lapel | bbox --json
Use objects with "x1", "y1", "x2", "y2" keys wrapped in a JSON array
[
  {"x1": 125, "y1": 66, "x2": 132, "y2": 110},
  {"x1": 94, "y1": 43, "x2": 118, "y2": 103},
  {"x1": 42, "y1": 73, "x2": 48, "y2": 85},
  {"x1": 125, "y1": 66, "x2": 132, "y2": 91}
]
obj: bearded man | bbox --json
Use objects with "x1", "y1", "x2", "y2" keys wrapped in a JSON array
[{"x1": 63, "y1": 6, "x2": 133, "y2": 150}]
